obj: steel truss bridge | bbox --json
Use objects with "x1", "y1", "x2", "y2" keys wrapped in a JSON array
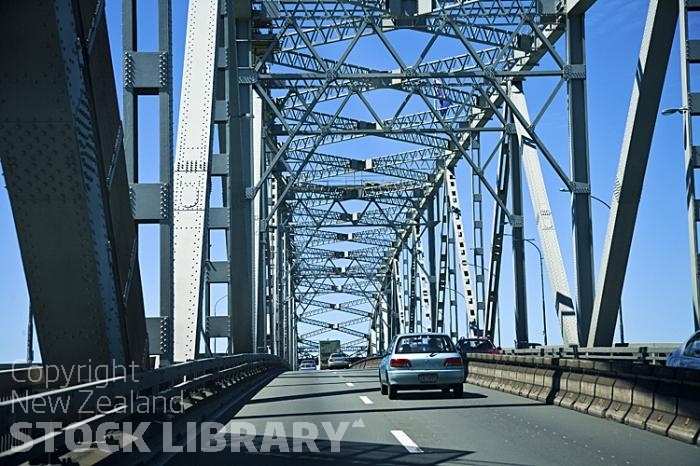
[{"x1": 1, "y1": 0, "x2": 700, "y2": 463}]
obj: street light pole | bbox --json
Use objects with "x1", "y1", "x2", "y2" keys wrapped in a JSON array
[
  {"x1": 530, "y1": 241, "x2": 547, "y2": 346},
  {"x1": 503, "y1": 234, "x2": 547, "y2": 346},
  {"x1": 559, "y1": 187, "x2": 625, "y2": 344}
]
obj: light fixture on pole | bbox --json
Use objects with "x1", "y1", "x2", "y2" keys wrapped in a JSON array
[{"x1": 660, "y1": 106, "x2": 689, "y2": 116}]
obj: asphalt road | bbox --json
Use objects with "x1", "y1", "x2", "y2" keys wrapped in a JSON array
[{"x1": 166, "y1": 369, "x2": 699, "y2": 466}]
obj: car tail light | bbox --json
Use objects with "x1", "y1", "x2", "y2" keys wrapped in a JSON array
[
  {"x1": 390, "y1": 358, "x2": 411, "y2": 368},
  {"x1": 444, "y1": 357, "x2": 463, "y2": 367}
]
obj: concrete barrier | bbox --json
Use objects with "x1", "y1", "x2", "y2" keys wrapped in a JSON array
[
  {"x1": 553, "y1": 370, "x2": 571, "y2": 406},
  {"x1": 646, "y1": 381, "x2": 679, "y2": 437},
  {"x1": 667, "y1": 379, "x2": 700, "y2": 444},
  {"x1": 588, "y1": 375, "x2": 614, "y2": 417},
  {"x1": 462, "y1": 353, "x2": 697, "y2": 444},
  {"x1": 573, "y1": 374, "x2": 597, "y2": 413},
  {"x1": 517, "y1": 366, "x2": 537, "y2": 398},
  {"x1": 560, "y1": 366, "x2": 583, "y2": 409},
  {"x1": 606, "y1": 376, "x2": 634, "y2": 423},
  {"x1": 625, "y1": 376, "x2": 656, "y2": 429}
]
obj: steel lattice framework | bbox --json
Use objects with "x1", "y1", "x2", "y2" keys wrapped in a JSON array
[{"x1": 248, "y1": 0, "x2": 583, "y2": 356}]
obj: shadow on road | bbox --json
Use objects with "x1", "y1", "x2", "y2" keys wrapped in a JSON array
[
  {"x1": 233, "y1": 401, "x2": 545, "y2": 421},
  {"x1": 165, "y1": 435, "x2": 537, "y2": 466}
]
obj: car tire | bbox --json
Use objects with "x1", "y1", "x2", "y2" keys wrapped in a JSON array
[
  {"x1": 453, "y1": 384, "x2": 463, "y2": 398},
  {"x1": 381, "y1": 384, "x2": 388, "y2": 395},
  {"x1": 388, "y1": 385, "x2": 397, "y2": 400}
]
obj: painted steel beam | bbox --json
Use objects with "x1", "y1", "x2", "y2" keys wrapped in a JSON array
[
  {"x1": 567, "y1": 4, "x2": 596, "y2": 344},
  {"x1": 681, "y1": 0, "x2": 700, "y2": 331},
  {"x1": 508, "y1": 103, "x2": 529, "y2": 346},
  {"x1": 509, "y1": 84, "x2": 579, "y2": 345},
  {"x1": 588, "y1": 0, "x2": 678, "y2": 346},
  {"x1": 172, "y1": 0, "x2": 218, "y2": 361},
  {"x1": 123, "y1": 0, "x2": 174, "y2": 362},
  {"x1": 0, "y1": 0, "x2": 147, "y2": 369}
]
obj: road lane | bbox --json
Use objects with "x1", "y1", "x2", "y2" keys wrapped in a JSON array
[{"x1": 167, "y1": 369, "x2": 699, "y2": 465}]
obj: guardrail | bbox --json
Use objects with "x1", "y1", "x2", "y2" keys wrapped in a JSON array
[
  {"x1": 503, "y1": 344, "x2": 679, "y2": 365},
  {"x1": 0, "y1": 353, "x2": 289, "y2": 463},
  {"x1": 349, "y1": 356, "x2": 383, "y2": 369},
  {"x1": 464, "y1": 353, "x2": 700, "y2": 445}
]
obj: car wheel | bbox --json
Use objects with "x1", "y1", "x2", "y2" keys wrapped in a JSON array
[
  {"x1": 381, "y1": 384, "x2": 388, "y2": 395},
  {"x1": 388, "y1": 384, "x2": 398, "y2": 400},
  {"x1": 453, "y1": 384, "x2": 464, "y2": 398}
]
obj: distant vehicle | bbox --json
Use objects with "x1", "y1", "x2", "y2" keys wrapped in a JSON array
[
  {"x1": 298, "y1": 361, "x2": 317, "y2": 371},
  {"x1": 319, "y1": 340, "x2": 341, "y2": 369},
  {"x1": 378, "y1": 332, "x2": 465, "y2": 399},
  {"x1": 666, "y1": 330, "x2": 700, "y2": 370},
  {"x1": 328, "y1": 352, "x2": 350, "y2": 369},
  {"x1": 456, "y1": 337, "x2": 501, "y2": 355}
]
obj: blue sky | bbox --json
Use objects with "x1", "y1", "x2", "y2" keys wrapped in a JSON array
[{"x1": 0, "y1": 0, "x2": 697, "y2": 362}]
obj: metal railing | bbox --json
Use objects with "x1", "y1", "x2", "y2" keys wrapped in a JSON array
[
  {"x1": 0, "y1": 353, "x2": 289, "y2": 461},
  {"x1": 503, "y1": 344, "x2": 679, "y2": 365}
]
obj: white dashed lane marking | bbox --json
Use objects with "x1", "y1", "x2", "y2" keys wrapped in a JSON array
[
  {"x1": 391, "y1": 430, "x2": 423, "y2": 453},
  {"x1": 359, "y1": 396, "x2": 373, "y2": 405}
]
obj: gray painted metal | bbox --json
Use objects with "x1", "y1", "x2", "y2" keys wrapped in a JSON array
[
  {"x1": 252, "y1": 1, "x2": 580, "y2": 356},
  {"x1": 681, "y1": 0, "x2": 700, "y2": 331},
  {"x1": 226, "y1": 2, "x2": 256, "y2": 353},
  {"x1": 589, "y1": 0, "x2": 679, "y2": 346},
  {"x1": 470, "y1": 132, "x2": 487, "y2": 333},
  {"x1": 566, "y1": 8, "x2": 596, "y2": 344},
  {"x1": 0, "y1": 0, "x2": 147, "y2": 368},
  {"x1": 427, "y1": 199, "x2": 438, "y2": 332},
  {"x1": 484, "y1": 139, "x2": 510, "y2": 341},
  {"x1": 172, "y1": 0, "x2": 219, "y2": 361},
  {"x1": 509, "y1": 85, "x2": 579, "y2": 346},
  {"x1": 445, "y1": 169, "x2": 479, "y2": 335},
  {"x1": 508, "y1": 100, "x2": 529, "y2": 347},
  {"x1": 123, "y1": 0, "x2": 174, "y2": 363}
]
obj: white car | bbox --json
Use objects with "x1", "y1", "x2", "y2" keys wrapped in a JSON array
[
  {"x1": 379, "y1": 333, "x2": 465, "y2": 399},
  {"x1": 298, "y1": 360, "x2": 317, "y2": 371},
  {"x1": 327, "y1": 353, "x2": 350, "y2": 369}
]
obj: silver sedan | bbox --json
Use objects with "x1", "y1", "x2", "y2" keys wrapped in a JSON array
[{"x1": 378, "y1": 333, "x2": 465, "y2": 399}]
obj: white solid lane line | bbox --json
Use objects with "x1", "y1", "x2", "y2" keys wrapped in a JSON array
[
  {"x1": 359, "y1": 396, "x2": 373, "y2": 405},
  {"x1": 391, "y1": 430, "x2": 423, "y2": 453},
  {"x1": 346, "y1": 382, "x2": 355, "y2": 387}
]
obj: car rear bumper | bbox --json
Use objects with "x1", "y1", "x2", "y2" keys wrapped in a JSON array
[
  {"x1": 328, "y1": 362, "x2": 350, "y2": 369},
  {"x1": 387, "y1": 368, "x2": 464, "y2": 386}
]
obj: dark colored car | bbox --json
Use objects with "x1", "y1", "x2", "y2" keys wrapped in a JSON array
[
  {"x1": 456, "y1": 337, "x2": 501, "y2": 355},
  {"x1": 666, "y1": 330, "x2": 700, "y2": 370}
]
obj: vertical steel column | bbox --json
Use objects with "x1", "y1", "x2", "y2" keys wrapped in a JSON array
[
  {"x1": 427, "y1": 198, "x2": 438, "y2": 332},
  {"x1": 567, "y1": 10, "x2": 596, "y2": 343},
  {"x1": 484, "y1": 137, "x2": 510, "y2": 341},
  {"x1": 508, "y1": 102, "x2": 528, "y2": 347},
  {"x1": 277, "y1": 215, "x2": 287, "y2": 358},
  {"x1": 227, "y1": 0, "x2": 255, "y2": 352},
  {"x1": 447, "y1": 213, "x2": 459, "y2": 339},
  {"x1": 470, "y1": 132, "x2": 486, "y2": 334},
  {"x1": 680, "y1": 0, "x2": 700, "y2": 330},
  {"x1": 408, "y1": 227, "x2": 418, "y2": 333},
  {"x1": 158, "y1": 0, "x2": 174, "y2": 360},
  {"x1": 123, "y1": 0, "x2": 174, "y2": 362}
]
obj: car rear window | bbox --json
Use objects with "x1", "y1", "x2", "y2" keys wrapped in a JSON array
[
  {"x1": 395, "y1": 335, "x2": 455, "y2": 354},
  {"x1": 459, "y1": 339, "x2": 494, "y2": 350}
]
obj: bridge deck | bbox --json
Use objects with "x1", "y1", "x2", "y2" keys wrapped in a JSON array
[{"x1": 167, "y1": 369, "x2": 699, "y2": 465}]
